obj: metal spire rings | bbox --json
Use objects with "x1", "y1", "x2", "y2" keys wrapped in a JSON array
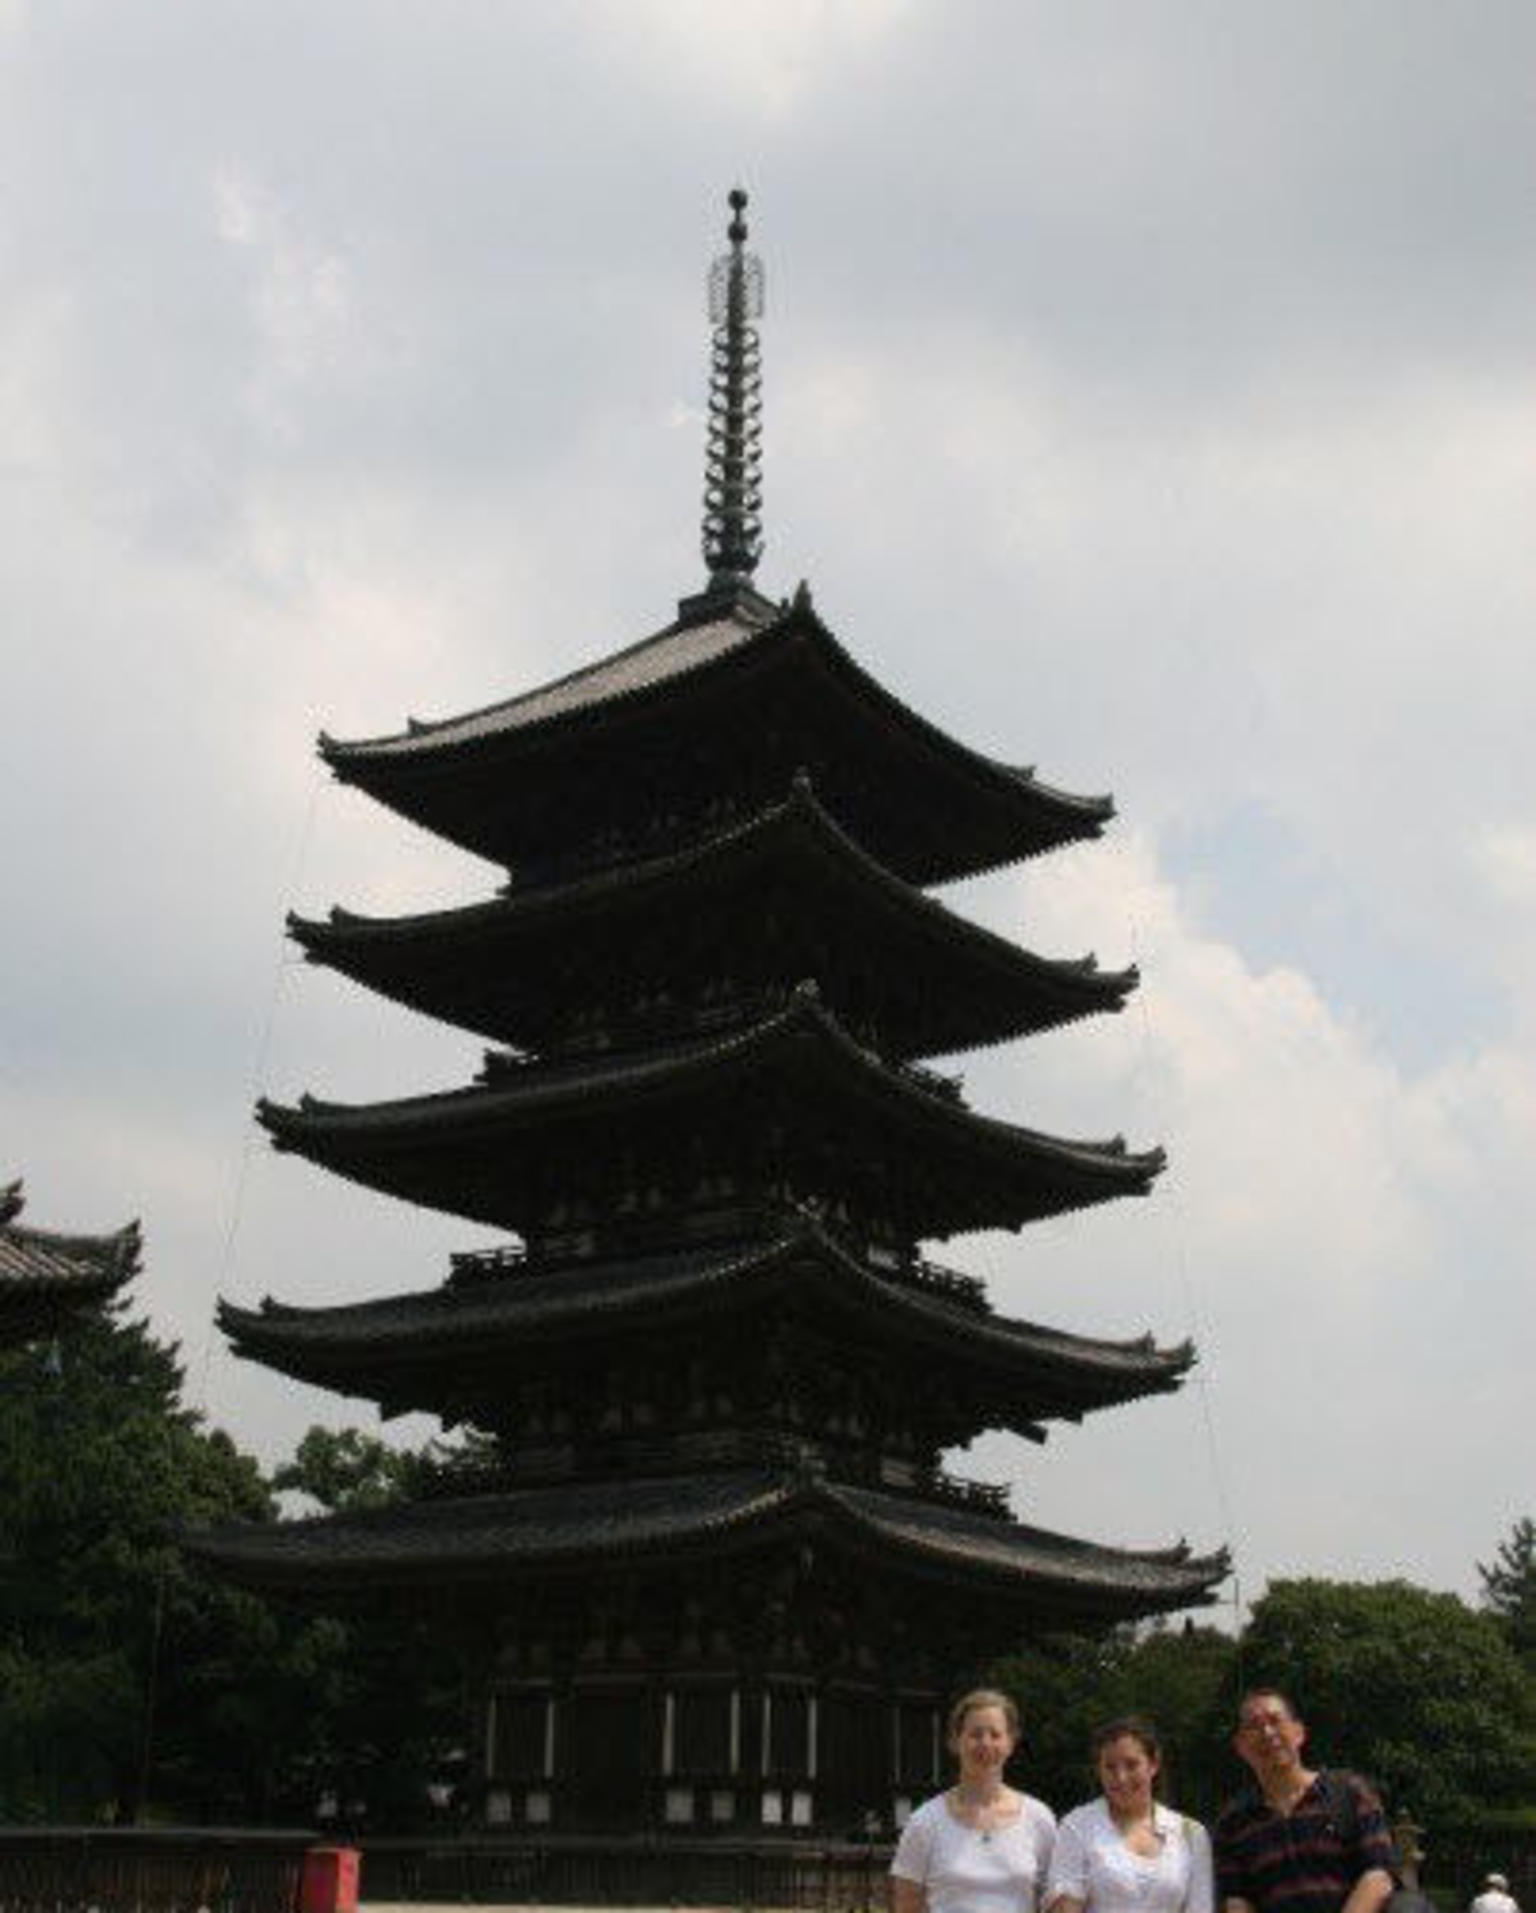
[{"x1": 702, "y1": 187, "x2": 765, "y2": 592}]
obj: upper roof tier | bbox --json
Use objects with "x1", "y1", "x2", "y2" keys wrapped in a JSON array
[
  {"x1": 258, "y1": 987, "x2": 1163, "y2": 1243},
  {"x1": 0, "y1": 1180, "x2": 140, "y2": 1348},
  {"x1": 291, "y1": 775, "x2": 1135, "y2": 1063},
  {"x1": 187, "y1": 1462, "x2": 1227, "y2": 1623},
  {"x1": 319, "y1": 589, "x2": 1112, "y2": 887},
  {"x1": 218, "y1": 1217, "x2": 1192, "y2": 1437}
]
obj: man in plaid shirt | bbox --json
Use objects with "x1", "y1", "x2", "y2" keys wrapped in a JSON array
[{"x1": 1215, "y1": 1689, "x2": 1395, "y2": 1913}]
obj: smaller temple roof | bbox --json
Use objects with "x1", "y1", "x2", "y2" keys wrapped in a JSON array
[
  {"x1": 290, "y1": 775, "x2": 1136, "y2": 1060},
  {"x1": 317, "y1": 590, "x2": 1112, "y2": 886},
  {"x1": 258, "y1": 986, "x2": 1164, "y2": 1241},
  {"x1": 217, "y1": 1217, "x2": 1193, "y2": 1433},
  {"x1": 186, "y1": 1463, "x2": 1228, "y2": 1622},
  {"x1": 0, "y1": 1180, "x2": 140, "y2": 1348}
]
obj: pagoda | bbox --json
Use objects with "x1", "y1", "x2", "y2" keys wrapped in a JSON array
[
  {"x1": 198, "y1": 193, "x2": 1226, "y2": 1848},
  {"x1": 0, "y1": 1181, "x2": 140, "y2": 1349}
]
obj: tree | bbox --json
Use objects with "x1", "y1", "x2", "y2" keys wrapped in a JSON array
[
  {"x1": 272, "y1": 1425, "x2": 425, "y2": 1512},
  {"x1": 990, "y1": 1629, "x2": 1132, "y2": 1811},
  {"x1": 1238, "y1": 1578, "x2": 1536, "y2": 1826},
  {"x1": 266, "y1": 1422, "x2": 499, "y2": 1829},
  {"x1": 273, "y1": 1421, "x2": 498, "y2": 1514},
  {"x1": 1114, "y1": 1621, "x2": 1239, "y2": 1819},
  {"x1": 0, "y1": 1306, "x2": 350, "y2": 1822},
  {"x1": 1479, "y1": 1517, "x2": 1536, "y2": 1668},
  {"x1": 0, "y1": 1307, "x2": 275, "y2": 1818},
  {"x1": 990, "y1": 1620, "x2": 1237, "y2": 1818}
]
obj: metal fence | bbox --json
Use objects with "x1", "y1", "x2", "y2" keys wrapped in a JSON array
[{"x1": 0, "y1": 1827, "x2": 313, "y2": 1913}]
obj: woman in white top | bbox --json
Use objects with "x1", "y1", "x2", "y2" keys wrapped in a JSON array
[
  {"x1": 1044, "y1": 1717, "x2": 1212, "y2": 1913},
  {"x1": 891, "y1": 1687, "x2": 1057, "y2": 1913}
]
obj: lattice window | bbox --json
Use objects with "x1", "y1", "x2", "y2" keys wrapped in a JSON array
[
  {"x1": 766, "y1": 1686, "x2": 812, "y2": 1777},
  {"x1": 822, "y1": 1692, "x2": 886, "y2": 1818},
  {"x1": 493, "y1": 1693, "x2": 551, "y2": 1781},
  {"x1": 675, "y1": 1689, "x2": 733, "y2": 1775},
  {"x1": 897, "y1": 1703, "x2": 939, "y2": 1788},
  {"x1": 570, "y1": 1690, "x2": 651, "y2": 1822}
]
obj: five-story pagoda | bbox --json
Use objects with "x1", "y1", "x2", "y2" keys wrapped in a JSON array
[{"x1": 199, "y1": 193, "x2": 1226, "y2": 1844}]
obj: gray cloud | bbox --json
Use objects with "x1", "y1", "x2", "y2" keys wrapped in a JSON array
[{"x1": 3, "y1": 0, "x2": 1532, "y2": 1610}]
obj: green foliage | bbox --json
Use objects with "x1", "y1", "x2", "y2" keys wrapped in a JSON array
[
  {"x1": 0, "y1": 1307, "x2": 279, "y2": 1820},
  {"x1": 991, "y1": 1621, "x2": 1237, "y2": 1819},
  {"x1": 1239, "y1": 1578, "x2": 1536, "y2": 1826},
  {"x1": 273, "y1": 1421, "x2": 500, "y2": 1513},
  {"x1": 273, "y1": 1424, "x2": 423, "y2": 1511},
  {"x1": 990, "y1": 1629, "x2": 1128, "y2": 1811},
  {"x1": 0, "y1": 1311, "x2": 482, "y2": 1827},
  {"x1": 1479, "y1": 1517, "x2": 1536, "y2": 1669},
  {"x1": 0, "y1": 1309, "x2": 442, "y2": 1824},
  {"x1": 0, "y1": 1643, "x2": 138, "y2": 1821},
  {"x1": 266, "y1": 1423, "x2": 491, "y2": 1824}
]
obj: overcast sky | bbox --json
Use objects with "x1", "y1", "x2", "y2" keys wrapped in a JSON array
[{"x1": 4, "y1": 1, "x2": 1533, "y2": 1617}]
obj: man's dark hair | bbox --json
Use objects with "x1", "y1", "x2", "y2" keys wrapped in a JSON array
[{"x1": 1236, "y1": 1685, "x2": 1301, "y2": 1724}]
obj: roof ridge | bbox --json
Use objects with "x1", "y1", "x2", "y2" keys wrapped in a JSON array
[
  {"x1": 259, "y1": 989, "x2": 1164, "y2": 1186},
  {"x1": 321, "y1": 600, "x2": 777, "y2": 762}
]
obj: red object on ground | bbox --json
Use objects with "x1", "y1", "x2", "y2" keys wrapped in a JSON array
[{"x1": 300, "y1": 1846, "x2": 360, "y2": 1913}]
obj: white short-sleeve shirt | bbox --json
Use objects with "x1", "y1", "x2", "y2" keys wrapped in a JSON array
[
  {"x1": 891, "y1": 1791, "x2": 1058, "y2": 1913},
  {"x1": 1044, "y1": 1799, "x2": 1212, "y2": 1913}
]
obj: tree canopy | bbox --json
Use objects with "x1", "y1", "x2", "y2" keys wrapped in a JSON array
[
  {"x1": 0, "y1": 1307, "x2": 278, "y2": 1819},
  {"x1": 0, "y1": 1310, "x2": 461, "y2": 1825},
  {"x1": 991, "y1": 1573, "x2": 1536, "y2": 1832},
  {"x1": 1238, "y1": 1577, "x2": 1536, "y2": 1825},
  {"x1": 1479, "y1": 1516, "x2": 1536, "y2": 1669},
  {"x1": 992, "y1": 1621, "x2": 1238, "y2": 1819}
]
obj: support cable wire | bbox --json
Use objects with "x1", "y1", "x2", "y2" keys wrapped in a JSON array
[
  {"x1": 1124, "y1": 906, "x2": 1246, "y2": 1644},
  {"x1": 192, "y1": 761, "x2": 326, "y2": 1419},
  {"x1": 123, "y1": 766, "x2": 327, "y2": 1815}
]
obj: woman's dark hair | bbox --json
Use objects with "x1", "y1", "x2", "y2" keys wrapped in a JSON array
[{"x1": 1092, "y1": 1716, "x2": 1165, "y2": 1797}]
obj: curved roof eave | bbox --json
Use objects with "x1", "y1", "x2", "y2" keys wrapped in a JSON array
[
  {"x1": 317, "y1": 594, "x2": 1112, "y2": 839},
  {"x1": 290, "y1": 776, "x2": 1137, "y2": 1019},
  {"x1": 185, "y1": 1465, "x2": 1229, "y2": 1610},
  {"x1": 285, "y1": 776, "x2": 1140, "y2": 1063},
  {"x1": 217, "y1": 1223, "x2": 1193, "y2": 1395},
  {"x1": 256, "y1": 988, "x2": 1165, "y2": 1196},
  {"x1": 0, "y1": 1184, "x2": 142, "y2": 1292}
]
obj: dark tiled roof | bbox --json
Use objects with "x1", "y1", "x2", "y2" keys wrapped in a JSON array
[
  {"x1": 257, "y1": 988, "x2": 1164, "y2": 1237},
  {"x1": 290, "y1": 777, "x2": 1135, "y2": 1061},
  {"x1": 186, "y1": 1465, "x2": 1228, "y2": 1616},
  {"x1": 322, "y1": 607, "x2": 770, "y2": 759},
  {"x1": 831, "y1": 1482, "x2": 1227, "y2": 1599},
  {"x1": 218, "y1": 1221, "x2": 1191, "y2": 1423},
  {"x1": 317, "y1": 594, "x2": 1111, "y2": 887},
  {"x1": 0, "y1": 1181, "x2": 140, "y2": 1345}
]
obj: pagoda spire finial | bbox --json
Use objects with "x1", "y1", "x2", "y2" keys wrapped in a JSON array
[{"x1": 701, "y1": 186, "x2": 765, "y2": 597}]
